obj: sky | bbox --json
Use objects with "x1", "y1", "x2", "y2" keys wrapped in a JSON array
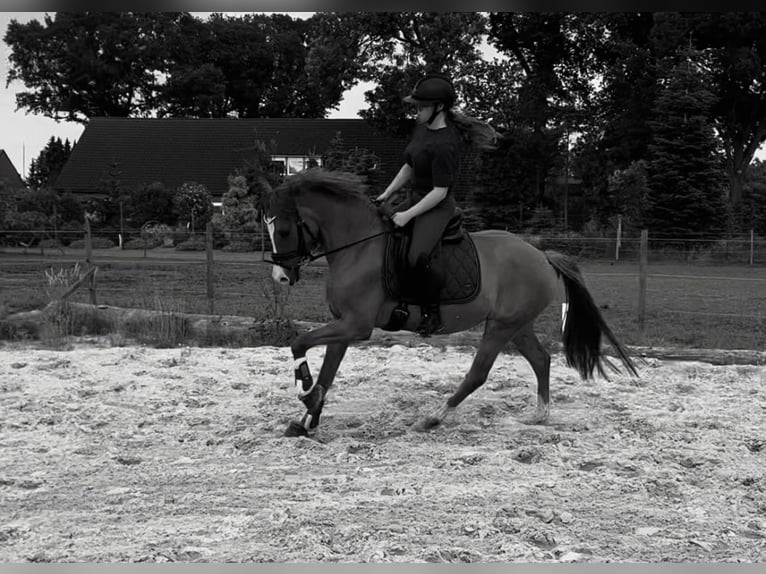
[{"x1": 0, "y1": 12, "x2": 85, "y2": 179}]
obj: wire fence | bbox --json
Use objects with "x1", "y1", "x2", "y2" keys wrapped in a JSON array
[
  {"x1": 2, "y1": 225, "x2": 766, "y2": 264},
  {"x1": 2, "y1": 225, "x2": 765, "y2": 350},
  {"x1": 528, "y1": 233, "x2": 766, "y2": 266}
]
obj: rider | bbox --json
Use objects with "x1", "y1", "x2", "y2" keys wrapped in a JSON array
[{"x1": 375, "y1": 72, "x2": 498, "y2": 337}]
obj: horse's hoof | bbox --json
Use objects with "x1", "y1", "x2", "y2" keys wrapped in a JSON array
[
  {"x1": 520, "y1": 411, "x2": 549, "y2": 426},
  {"x1": 284, "y1": 420, "x2": 309, "y2": 437},
  {"x1": 414, "y1": 416, "x2": 441, "y2": 432}
]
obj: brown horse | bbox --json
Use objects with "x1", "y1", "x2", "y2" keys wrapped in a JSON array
[{"x1": 264, "y1": 169, "x2": 638, "y2": 437}]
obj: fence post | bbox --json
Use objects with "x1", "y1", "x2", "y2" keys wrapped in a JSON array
[
  {"x1": 615, "y1": 215, "x2": 622, "y2": 262},
  {"x1": 751, "y1": 229, "x2": 755, "y2": 266},
  {"x1": 119, "y1": 200, "x2": 124, "y2": 250},
  {"x1": 638, "y1": 229, "x2": 648, "y2": 331},
  {"x1": 206, "y1": 222, "x2": 214, "y2": 314},
  {"x1": 84, "y1": 217, "x2": 97, "y2": 305}
]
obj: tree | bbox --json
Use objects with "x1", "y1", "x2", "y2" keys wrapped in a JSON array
[
  {"x1": 0, "y1": 179, "x2": 15, "y2": 233},
  {"x1": 212, "y1": 139, "x2": 282, "y2": 250},
  {"x1": 574, "y1": 13, "x2": 766, "y2": 222},
  {"x1": 323, "y1": 132, "x2": 382, "y2": 189},
  {"x1": 742, "y1": 159, "x2": 766, "y2": 235},
  {"x1": 487, "y1": 13, "x2": 608, "y2": 210},
  {"x1": 471, "y1": 131, "x2": 543, "y2": 231},
  {"x1": 128, "y1": 181, "x2": 175, "y2": 226},
  {"x1": 214, "y1": 174, "x2": 261, "y2": 249},
  {"x1": 5, "y1": 12, "x2": 348, "y2": 122},
  {"x1": 1, "y1": 188, "x2": 83, "y2": 246},
  {"x1": 4, "y1": 12, "x2": 183, "y2": 123},
  {"x1": 606, "y1": 160, "x2": 651, "y2": 234},
  {"x1": 160, "y1": 13, "x2": 347, "y2": 118},
  {"x1": 173, "y1": 182, "x2": 213, "y2": 232},
  {"x1": 1, "y1": 205, "x2": 47, "y2": 247},
  {"x1": 569, "y1": 13, "x2": 657, "y2": 228},
  {"x1": 645, "y1": 42, "x2": 727, "y2": 237},
  {"x1": 691, "y1": 13, "x2": 766, "y2": 207},
  {"x1": 233, "y1": 139, "x2": 283, "y2": 215},
  {"x1": 312, "y1": 13, "x2": 488, "y2": 137},
  {"x1": 26, "y1": 137, "x2": 73, "y2": 189},
  {"x1": 89, "y1": 160, "x2": 130, "y2": 231}
]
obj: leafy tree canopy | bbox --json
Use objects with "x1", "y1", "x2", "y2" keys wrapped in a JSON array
[
  {"x1": 4, "y1": 12, "x2": 350, "y2": 122},
  {"x1": 26, "y1": 136, "x2": 73, "y2": 190},
  {"x1": 4, "y1": 12, "x2": 183, "y2": 123}
]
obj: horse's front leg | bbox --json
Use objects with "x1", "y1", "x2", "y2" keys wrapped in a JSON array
[
  {"x1": 285, "y1": 342, "x2": 348, "y2": 437},
  {"x1": 284, "y1": 320, "x2": 372, "y2": 437}
]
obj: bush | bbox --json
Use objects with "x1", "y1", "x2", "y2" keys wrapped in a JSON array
[
  {"x1": 57, "y1": 222, "x2": 87, "y2": 246},
  {"x1": 175, "y1": 236, "x2": 206, "y2": 251},
  {"x1": 251, "y1": 318, "x2": 299, "y2": 347},
  {"x1": 170, "y1": 228, "x2": 191, "y2": 246},
  {"x1": 124, "y1": 238, "x2": 158, "y2": 250},
  {"x1": 140, "y1": 222, "x2": 174, "y2": 248},
  {"x1": 39, "y1": 238, "x2": 65, "y2": 249},
  {"x1": 222, "y1": 240, "x2": 256, "y2": 252},
  {"x1": 68, "y1": 237, "x2": 116, "y2": 249}
]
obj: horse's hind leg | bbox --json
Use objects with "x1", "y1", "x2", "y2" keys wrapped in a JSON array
[
  {"x1": 416, "y1": 319, "x2": 514, "y2": 431},
  {"x1": 511, "y1": 323, "x2": 551, "y2": 425}
]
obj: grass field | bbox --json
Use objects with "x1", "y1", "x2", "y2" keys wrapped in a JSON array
[{"x1": 1, "y1": 247, "x2": 765, "y2": 351}]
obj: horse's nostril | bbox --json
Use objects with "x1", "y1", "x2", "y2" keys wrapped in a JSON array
[{"x1": 279, "y1": 277, "x2": 290, "y2": 284}]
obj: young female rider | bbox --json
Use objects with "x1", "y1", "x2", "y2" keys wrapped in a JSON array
[{"x1": 375, "y1": 72, "x2": 498, "y2": 336}]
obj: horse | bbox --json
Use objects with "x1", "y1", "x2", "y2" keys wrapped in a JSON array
[{"x1": 263, "y1": 169, "x2": 638, "y2": 437}]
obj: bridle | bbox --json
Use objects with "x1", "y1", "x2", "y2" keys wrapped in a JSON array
[
  {"x1": 262, "y1": 204, "x2": 390, "y2": 271},
  {"x1": 262, "y1": 215, "x2": 319, "y2": 269}
]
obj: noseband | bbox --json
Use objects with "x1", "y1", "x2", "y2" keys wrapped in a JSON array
[{"x1": 266, "y1": 216, "x2": 319, "y2": 271}]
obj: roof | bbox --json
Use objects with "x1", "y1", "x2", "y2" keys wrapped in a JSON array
[
  {"x1": 53, "y1": 117, "x2": 407, "y2": 198},
  {"x1": 0, "y1": 150, "x2": 25, "y2": 191}
]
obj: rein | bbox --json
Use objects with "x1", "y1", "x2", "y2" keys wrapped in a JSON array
[
  {"x1": 304, "y1": 229, "x2": 390, "y2": 262},
  {"x1": 260, "y1": 204, "x2": 392, "y2": 269}
]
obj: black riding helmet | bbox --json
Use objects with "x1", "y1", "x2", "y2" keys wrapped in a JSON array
[{"x1": 403, "y1": 73, "x2": 456, "y2": 125}]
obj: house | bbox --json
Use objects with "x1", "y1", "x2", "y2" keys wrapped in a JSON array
[
  {"x1": 53, "y1": 117, "x2": 409, "y2": 201},
  {"x1": 0, "y1": 149, "x2": 25, "y2": 191}
]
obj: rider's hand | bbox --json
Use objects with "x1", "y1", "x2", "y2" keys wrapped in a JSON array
[
  {"x1": 391, "y1": 212, "x2": 411, "y2": 228},
  {"x1": 375, "y1": 192, "x2": 390, "y2": 203}
]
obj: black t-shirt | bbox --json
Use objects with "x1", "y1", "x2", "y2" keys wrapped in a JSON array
[{"x1": 403, "y1": 123, "x2": 460, "y2": 198}]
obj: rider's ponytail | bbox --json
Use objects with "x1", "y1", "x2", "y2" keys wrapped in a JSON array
[{"x1": 447, "y1": 110, "x2": 500, "y2": 152}]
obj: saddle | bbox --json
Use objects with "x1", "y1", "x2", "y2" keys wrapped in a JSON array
[{"x1": 381, "y1": 208, "x2": 481, "y2": 331}]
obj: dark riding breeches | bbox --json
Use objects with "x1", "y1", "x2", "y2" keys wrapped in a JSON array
[
  {"x1": 391, "y1": 194, "x2": 455, "y2": 330},
  {"x1": 406, "y1": 194, "x2": 456, "y2": 268}
]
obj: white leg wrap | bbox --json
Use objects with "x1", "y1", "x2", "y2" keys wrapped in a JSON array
[
  {"x1": 293, "y1": 356, "x2": 308, "y2": 370},
  {"x1": 294, "y1": 356, "x2": 316, "y2": 398},
  {"x1": 297, "y1": 383, "x2": 318, "y2": 398}
]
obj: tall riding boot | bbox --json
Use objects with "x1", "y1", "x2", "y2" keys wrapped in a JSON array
[{"x1": 414, "y1": 256, "x2": 444, "y2": 337}]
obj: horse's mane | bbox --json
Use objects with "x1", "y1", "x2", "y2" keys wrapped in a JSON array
[{"x1": 270, "y1": 169, "x2": 374, "y2": 216}]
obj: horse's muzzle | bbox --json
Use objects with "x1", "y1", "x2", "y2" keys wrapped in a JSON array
[
  {"x1": 272, "y1": 261, "x2": 300, "y2": 285},
  {"x1": 285, "y1": 267, "x2": 300, "y2": 285}
]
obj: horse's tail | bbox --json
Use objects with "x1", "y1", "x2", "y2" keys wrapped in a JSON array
[{"x1": 545, "y1": 250, "x2": 638, "y2": 380}]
